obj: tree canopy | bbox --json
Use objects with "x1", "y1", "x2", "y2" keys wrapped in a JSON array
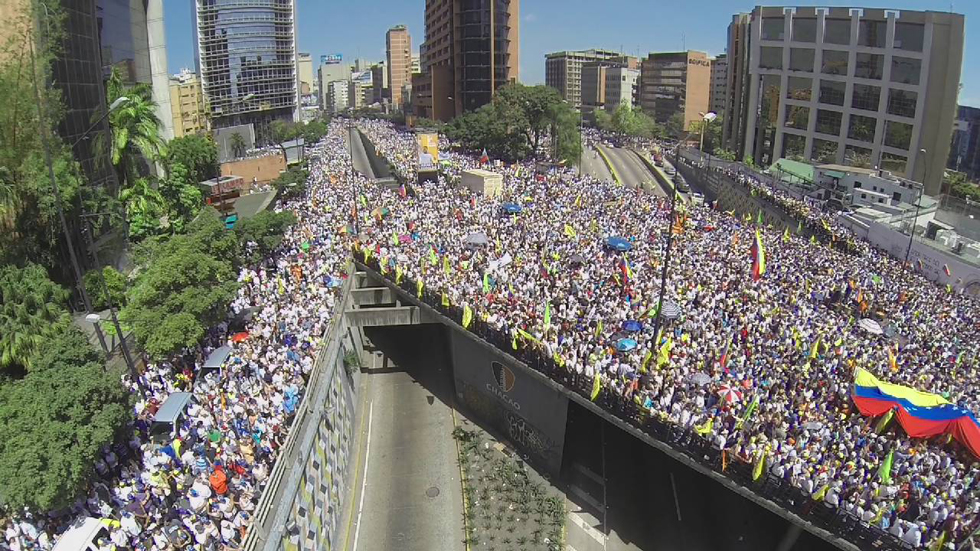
[
  {"x1": 166, "y1": 134, "x2": 218, "y2": 183},
  {"x1": 236, "y1": 210, "x2": 297, "y2": 265},
  {"x1": 594, "y1": 104, "x2": 663, "y2": 139},
  {"x1": 0, "y1": 326, "x2": 132, "y2": 512},
  {"x1": 0, "y1": 264, "x2": 72, "y2": 375},
  {"x1": 444, "y1": 83, "x2": 582, "y2": 163}
]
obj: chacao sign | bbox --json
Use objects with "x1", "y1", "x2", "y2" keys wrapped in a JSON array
[{"x1": 486, "y1": 361, "x2": 521, "y2": 411}]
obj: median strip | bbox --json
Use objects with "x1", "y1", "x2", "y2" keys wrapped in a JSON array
[
  {"x1": 595, "y1": 146, "x2": 623, "y2": 186},
  {"x1": 631, "y1": 148, "x2": 686, "y2": 204}
]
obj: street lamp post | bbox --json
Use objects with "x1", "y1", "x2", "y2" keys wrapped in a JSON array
[{"x1": 904, "y1": 148, "x2": 927, "y2": 266}]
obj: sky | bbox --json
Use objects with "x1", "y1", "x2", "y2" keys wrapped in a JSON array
[{"x1": 165, "y1": 0, "x2": 980, "y2": 105}]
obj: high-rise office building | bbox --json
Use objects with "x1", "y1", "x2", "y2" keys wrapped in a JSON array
[
  {"x1": 722, "y1": 6, "x2": 964, "y2": 195},
  {"x1": 580, "y1": 56, "x2": 639, "y2": 121},
  {"x1": 371, "y1": 61, "x2": 389, "y2": 105},
  {"x1": 193, "y1": 0, "x2": 299, "y2": 144},
  {"x1": 709, "y1": 53, "x2": 728, "y2": 118},
  {"x1": 386, "y1": 25, "x2": 412, "y2": 109},
  {"x1": 318, "y1": 60, "x2": 351, "y2": 114},
  {"x1": 415, "y1": 0, "x2": 519, "y2": 121},
  {"x1": 638, "y1": 51, "x2": 712, "y2": 131},
  {"x1": 169, "y1": 69, "x2": 208, "y2": 138},
  {"x1": 948, "y1": 105, "x2": 980, "y2": 180},
  {"x1": 545, "y1": 49, "x2": 623, "y2": 110},
  {"x1": 298, "y1": 52, "x2": 315, "y2": 97},
  {"x1": 411, "y1": 54, "x2": 421, "y2": 75},
  {"x1": 0, "y1": 0, "x2": 171, "y2": 189}
]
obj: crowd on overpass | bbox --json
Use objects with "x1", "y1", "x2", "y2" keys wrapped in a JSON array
[
  {"x1": 351, "y1": 120, "x2": 976, "y2": 549},
  {"x1": 5, "y1": 158, "x2": 350, "y2": 549},
  {"x1": 11, "y1": 117, "x2": 978, "y2": 550}
]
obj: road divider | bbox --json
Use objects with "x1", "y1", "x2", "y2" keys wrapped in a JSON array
[
  {"x1": 595, "y1": 146, "x2": 622, "y2": 186},
  {"x1": 631, "y1": 148, "x2": 686, "y2": 204}
]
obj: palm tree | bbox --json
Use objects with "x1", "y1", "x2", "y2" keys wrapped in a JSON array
[
  {"x1": 119, "y1": 177, "x2": 166, "y2": 241},
  {"x1": 96, "y1": 68, "x2": 167, "y2": 190},
  {"x1": 0, "y1": 264, "x2": 71, "y2": 373},
  {"x1": 230, "y1": 132, "x2": 246, "y2": 159}
]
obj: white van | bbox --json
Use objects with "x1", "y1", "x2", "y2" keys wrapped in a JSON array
[{"x1": 52, "y1": 518, "x2": 110, "y2": 551}]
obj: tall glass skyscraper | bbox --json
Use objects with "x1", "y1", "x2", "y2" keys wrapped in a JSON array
[{"x1": 193, "y1": 0, "x2": 299, "y2": 143}]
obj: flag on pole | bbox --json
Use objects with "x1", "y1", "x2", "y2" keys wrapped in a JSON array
[
  {"x1": 874, "y1": 409, "x2": 895, "y2": 434},
  {"x1": 595, "y1": 320, "x2": 603, "y2": 338},
  {"x1": 751, "y1": 229, "x2": 766, "y2": 281},
  {"x1": 443, "y1": 255, "x2": 451, "y2": 275},
  {"x1": 429, "y1": 247, "x2": 438, "y2": 265},
  {"x1": 756, "y1": 209, "x2": 763, "y2": 226},
  {"x1": 695, "y1": 417, "x2": 714, "y2": 436},
  {"x1": 564, "y1": 224, "x2": 577, "y2": 238},
  {"x1": 590, "y1": 372, "x2": 602, "y2": 401},
  {"x1": 877, "y1": 449, "x2": 894, "y2": 484},
  {"x1": 641, "y1": 350, "x2": 653, "y2": 373},
  {"x1": 782, "y1": 227, "x2": 790, "y2": 242},
  {"x1": 398, "y1": 184, "x2": 407, "y2": 198},
  {"x1": 736, "y1": 395, "x2": 760, "y2": 429},
  {"x1": 797, "y1": 220, "x2": 803, "y2": 233},
  {"x1": 810, "y1": 334, "x2": 822, "y2": 360},
  {"x1": 417, "y1": 278, "x2": 424, "y2": 298},
  {"x1": 442, "y1": 293, "x2": 450, "y2": 308},
  {"x1": 719, "y1": 334, "x2": 732, "y2": 371},
  {"x1": 943, "y1": 264, "x2": 951, "y2": 277},
  {"x1": 543, "y1": 301, "x2": 552, "y2": 329},
  {"x1": 810, "y1": 235, "x2": 818, "y2": 245},
  {"x1": 888, "y1": 346, "x2": 898, "y2": 373},
  {"x1": 483, "y1": 272, "x2": 490, "y2": 294},
  {"x1": 480, "y1": 148, "x2": 489, "y2": 164},
  {"x1": 462, "y1": 305, "x2": 473, "y2": 329},
  {"x1": 752, "y1": 450, "x2": 766, "y2": 481}
]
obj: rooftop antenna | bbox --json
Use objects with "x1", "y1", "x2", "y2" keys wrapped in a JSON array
[{"x1": 682, "y1": 33, "x2": 686, "y2": 51}]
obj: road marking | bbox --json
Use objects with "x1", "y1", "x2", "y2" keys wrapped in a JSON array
[
  {"x1": 351, "y1": 401, "x2": 374, "y2": 551},
  {"x1": 569, "y1": 510, "x2": 606, "y2": 546}
]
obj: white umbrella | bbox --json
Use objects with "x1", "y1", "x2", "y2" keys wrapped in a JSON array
[
  {"x1": 689, "y1": 373, "x2": 712, "y2": 386},
  {"x1": 858, "y1": 318, "x2": 883, "y2": 335}
]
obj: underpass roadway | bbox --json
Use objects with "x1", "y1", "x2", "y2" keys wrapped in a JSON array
[
  {"x1": 580, "y1": 143, "x2": 615, "y2": 183},
  {"x1": 596, "y1": 145, "x2": 665, "y2": 197}
]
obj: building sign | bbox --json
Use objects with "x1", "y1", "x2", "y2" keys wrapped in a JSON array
[
  {"x1": 688, "y1": 57, "x2": 711, "y2": 67},
  {"x1": 321, "y1": 53, "x2": 343, "y2": 65}
]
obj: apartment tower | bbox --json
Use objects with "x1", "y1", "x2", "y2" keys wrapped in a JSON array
[
  {"x1": 722, "y1": 6, "x2": 964, "y2": 195},
  {"x1": 545, "y1": 49, "x2": 623, "y2": 110},
  {"x1": 386, "y1": 25, "x2": 412, "y2": 109},
  {"x1": 638, "y1": 51, "x2": 712, "y2": 131},
  {"x1": 193, "y1": 0, "x2": 299, "y2": 144}
]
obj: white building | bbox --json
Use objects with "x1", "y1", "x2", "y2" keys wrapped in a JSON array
[
  {"x1": 326, "y1": 80, "x2": 349, "y2": 114},
  {"x1": 709, "y1": 53, "x2": 728, "y2": 117},
  {"x1": 815, "y1": 164, "x2": 921, "y2": 212},
  {"x1": 604, "y1": 67, "x2": 639, "y2": 111}
]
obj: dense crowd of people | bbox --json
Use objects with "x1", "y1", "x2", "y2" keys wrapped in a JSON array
[
  {"x1": 354, "y1": 120, "x2": 976, "y2": 549},
  {"x1": 9, "y1": 118, "x2": 978, "y2": 550}
]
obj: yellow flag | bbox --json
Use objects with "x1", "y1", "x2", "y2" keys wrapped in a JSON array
[
  {"x1": 590, "y1": 372, "x2": 601, "y2": 401},
  {"x1": 564, "y1": 224, "x2": 577, "y2": 238},
  {"x1": 396, "y1": 266, "x2": 403, "y2": 284},
  {"x1": 363, "y1": 248, "x2": 371, "y2": 263},
  {"x1": 752, "y1": 450, "x2": 766, "y2": 481},
  {"x1": 429, "y1": 248, "x2": 438, "y2": 265},
  {"x1": 442, "y1": 293, "x2": 450, "y2": 307},
  {"x1": 641, "y1": 350, "x2": 653, "y2": 373},
  {"x1": 595, "y1": 320, "x2": 603, "y2": 338},
  {"x1": 695, "y1": 417, "x2": 713, "y2": 436},
  {"x1": 575, "y1": 194, "x2": 582, "y2": 208},
  {"x1": 417, "y1": 278, "x2": 424, "y2": 298},
  {"x1": 462, "y1": 305, "x2": 473, "y2": 329},
  {"x1": 443, "y1": 255, "x2": 450, "y2": 275}
]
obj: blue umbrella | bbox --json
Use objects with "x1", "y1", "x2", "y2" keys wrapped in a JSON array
[
  {"x1": 615, "y1": 338, "x2": 638, "y2": 352},
  {"x1": 622, "y1": 320, "x2": 643, "y2": 333},
  {"x1": 604, "y1": 236, "x2": 632, "y2": 252},
  {"x1": 501, "y1": 202, "x2": 523, "y2": 214}
]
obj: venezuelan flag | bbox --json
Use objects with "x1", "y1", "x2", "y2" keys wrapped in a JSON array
[{"x1": 852, "y1": 368, "x2": 980, "y2": 458}]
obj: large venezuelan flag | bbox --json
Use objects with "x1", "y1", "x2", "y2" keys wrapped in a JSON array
[{"x1": 852, "y1": 368, "x2": 980, "y2": 458}]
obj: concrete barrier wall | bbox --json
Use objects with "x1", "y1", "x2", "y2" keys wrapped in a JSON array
[
  {"x1": 244, "y1": 267, "x2": 361, "y2": 551},
  {"x1": 353, "y1": 129, "x2": 396, "y2": 182}
]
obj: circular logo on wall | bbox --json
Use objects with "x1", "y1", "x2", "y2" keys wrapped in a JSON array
[{"x1": 491, "y1": 361, "x2": 516, "y2": 393}]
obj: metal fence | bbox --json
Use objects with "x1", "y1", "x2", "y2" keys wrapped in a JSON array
[{"x1": 355, "y1": 255, "x2": 919, "y2": 551}]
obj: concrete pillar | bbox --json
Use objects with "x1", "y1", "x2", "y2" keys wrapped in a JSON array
[
  {"x1": 146, "y1": 0, "x2": 174, "y2": 140},
  {"x1": 775, "y1": 523, "x2": 803, "y2": 551}
]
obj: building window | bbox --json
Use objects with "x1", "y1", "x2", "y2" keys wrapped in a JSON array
[
  {"x1": 852, "y1": 84, "x2": 881, "y2": 111},
  {"x1": 861, "y1": 193, "x2": 867, "y2": 200},
  {"x1": 762, "y1": 17, "x2": 786, "y2": 41},
  {"x1": 854, "y1": 181, "x2": 863, "y2": 188},
  {"x1": 858, "y1": 20, "x2": 887, "y2": 48},
  {"x1": 784, "y1": 105, "x2": 810, "y2": 129},
  {"x1": 881, "y1": 152, "x2": 908, "y2": 173},
  {"x1": 893, "y1": 191, "x2": 902, "y2": 201},
  {"x1": 759, "y1": 47, "x2": 783, "y2": 70},
  {"x1": 893, "y1": 22, "x2": 925, "y2": 52},
  {"x1": 821, "y1": 50, "x2": 849, "y2": 75},
  {"x1": 891, "y1": 57, "x2": 921, "y2": 86},
  {"x1": 816, "y1": 109, "x2": 843, "y2": 136},
  {"x1": 848, "y1": 114, "x2": 877, "y2": 143},
  {"x1": 792, "y1": 18, "x2": 817, "y2": 42},
  {"x1": 887, "y1": 89, "x2": 917, "y2": 119},
  {"x1": 786, "y1": 76, "x2": 813, "y2": 101},
  {"x1": 819, "y1": 80, "x2": 846, "y2": 106},
  {"x1": 782, "y1": 133, "x2": 807, "y2": 159},
  {"x1": 884, "y1": 121, "x2": 914, "y2": 150},
  {"x1": 789, "y1": 48, "x2": 815, "y2": 72},
  {"x1": 811, "y1": 138, "x2": 840, "y2": 163},
  {"x1": 855, "y1": 53, "x2": 884, "y2": 80},
  {"x1": 824, "y1": 18, "x2": 852, "y2": 45}
]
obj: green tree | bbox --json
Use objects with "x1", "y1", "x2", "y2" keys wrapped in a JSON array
[
  {"x1": 945, "y1": 171, "x2": 980, "y2": 201},
  {"x1": 235, "y1": 210, "x2": 297, "y2": 264},
  {"x1": 0, "y1": 326, "x2": 132, "y2": 512},
  {"x1": 158, "y1": 162, "x2": 203, "y2": 234},
  {"x1": 269, "y1": 120, "x2": 299, "y2": 162},
  {"x1": 550, "y1": 100, "x2": 582, "y2": 164},
  {"x1": 666, "y1": 112, "x2": 686, "y2": 138},
  {"x1": 445, "y1": 104, "x2": 529, "y2": 161},
  {"x1": 83, "y1": 266, "x2": 127, "y2": 311},
  {"x1": 593, "y1": 108, "x2": 613, "y2": 132},
  {"x1": 715, "y1": 149, "x2": 737, "y2": 162},
  {"x1": 299, "y1": 120, "x2": 329, "y2": 144},
  {"x1": 230, "y1": 132, "x2": 247, "y2": 159},
  {"x1": 121, "y1": 208, "x2": 240, "y2": 361},
  {"x1": 272, "y1": 164, "x2": 309, "y2": 201},
  {"x1": 0, "y1": 264, "x2": 71, "y2": 374},
  {"x1": 495, "y1": 84, "x2": 562, "y2": 156},
  {"x1": 119, "y1": 177, "x2": 166, "y2": 241},
  {"x1": 99, "y1": 68, "x2": 167, "y2": 189},
  {"x1": 166, "y1": 134, "x2": 218, "y2": 183}
]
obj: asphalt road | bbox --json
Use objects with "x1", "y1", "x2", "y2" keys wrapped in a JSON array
[
  {"x1": 597, "y1": 145, "x2": 665, "y2": 196},
  {"x1": 581, "y1": 144, "x2": 615, "y2": 183},
  {"x1": 347, "y1": 126, "x2": 377, "y2": 179},
  {"x1": 344, "y1": 325, "x2": 465, "y2": 551}
]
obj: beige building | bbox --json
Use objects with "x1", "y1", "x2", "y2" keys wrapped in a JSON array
[
  {"x1": 416, "y1": 0, "x2": 519, "y2": 120},
  {"x1": 386, "y1": 25, "x2": 412, "y2": 110},
  {"x1": 169, "y1": 70, "x2": 209, "y2": 138},
  {"x1": 545, "y1": 49, "x2": 624, "y2": 109},
  {"x1": 722, "y1": 6, "x2": 964, "y2": 195},
  {"x1": 297, "y1": 52, "x2": 315, "y2": 96},
  {"x1": 638, "y1": 51, "x2": 712, "y2": 131}
]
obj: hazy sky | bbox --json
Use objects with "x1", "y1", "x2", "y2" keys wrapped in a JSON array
[{"x1": 165, "y1": 0, "x2": 980, "y2": 105}]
